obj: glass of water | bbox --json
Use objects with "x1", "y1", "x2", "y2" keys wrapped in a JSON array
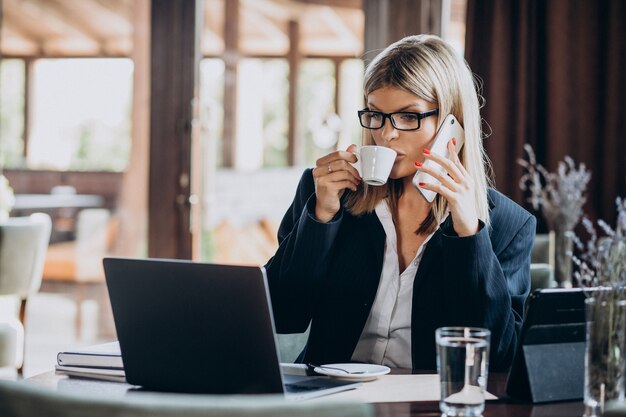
[{"x1": 436, "y1": 327, "x2": 491, "y2": 417}]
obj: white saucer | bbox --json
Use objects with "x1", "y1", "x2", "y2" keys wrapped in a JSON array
[{"x1": 313, "y1": 363, "x2": 391, "y2": 381}]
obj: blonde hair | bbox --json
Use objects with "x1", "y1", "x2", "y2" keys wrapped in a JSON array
[{"x1": 345, "y1": 34, "x2": 493, "y2": 233}]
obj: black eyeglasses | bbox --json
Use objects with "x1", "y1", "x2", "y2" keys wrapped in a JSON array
[{"x1": 357, "y1": 108, "x2": 439, "y2": 131}]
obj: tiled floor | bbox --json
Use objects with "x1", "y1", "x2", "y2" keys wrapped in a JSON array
[{"x1": 2, "y1": 282, "x2": 116, "y2": 379}]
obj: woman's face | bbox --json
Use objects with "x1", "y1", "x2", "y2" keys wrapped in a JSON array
[{"x1": 365, "y1": 86, "x2": 438, "y2": 181}]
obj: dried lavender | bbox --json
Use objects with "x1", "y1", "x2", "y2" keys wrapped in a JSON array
[
  {"x1": 568, "y1": 198, "x2": 626, "y2": 290},
  {"x1": 518, "y1": 144, "x2": 591, "y2": 231},
  {"x1": 571, "y1": 198, "x2": 626, "y2": 416}
]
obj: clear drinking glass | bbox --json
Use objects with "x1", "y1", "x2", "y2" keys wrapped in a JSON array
[
  {"x1": 436, "y1": 327, "x2": 491, "y2": 417},
  {"x1": 584, "y1": 295, "x2": 626, "y2": 417}
]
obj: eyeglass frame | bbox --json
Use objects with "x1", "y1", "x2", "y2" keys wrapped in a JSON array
[{"x1": 357, "y1": 108, "x2": 439, "y2": 131}]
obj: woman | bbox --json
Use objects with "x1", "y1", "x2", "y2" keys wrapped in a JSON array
[{"x1": 265, "y1": 34, "x2": 535, "y2": 371}]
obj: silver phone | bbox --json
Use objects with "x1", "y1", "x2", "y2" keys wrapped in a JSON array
[{"x1": 412, "y1": 114, "x2": 465, "y2": 203}]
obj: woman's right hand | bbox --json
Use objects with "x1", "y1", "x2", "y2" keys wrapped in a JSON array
[{"x1": 312, "y1": 144, "x2": 362, "y2": 223}]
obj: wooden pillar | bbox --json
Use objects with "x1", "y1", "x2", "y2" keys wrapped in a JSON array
[
  {"x1": 148, "y1": 0, "x2": 201, "y2": 259},
  {"x1": 0, "y1": 0, "x2": 2, "y2": 172},
  {"x1": 221, "y1": 0, "x2": 239, "y2": 168},
  {"x1": 333, "y1": 57, "x2": 342, "y2": 151},
  {"x1": 114, "y1": 0, "x2": 150, "y2": 258},
  {"x1": 287, "y1": 20, "x2": 301, "y2": 166},
  {"x1": 23, "y1": 58, "x2": 34, "y2": 159},
  {"x1": 333, "y1": 58, "x2": 341, "y2": 115},
  {"x1": 363, "y1": 0, "x2": 443, "y2": 62}
]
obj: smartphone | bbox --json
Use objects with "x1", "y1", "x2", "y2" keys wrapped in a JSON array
[{"x1": 412, "y1": 114, "x2": 465, "y2": 203}]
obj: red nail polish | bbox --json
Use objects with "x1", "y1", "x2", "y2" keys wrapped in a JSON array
[
  {"x1": 423, "y1": 149, "x2": 431, "y2": 155},
  {"x1": 414, "y1": 161, "x2": 422, "y2": 167},
  {"x1": 418, "y1": 182, "x2": 426, "y2": 187},
  {"x1": 452, "y1": 138, "x2": 456, "y2": 146}
]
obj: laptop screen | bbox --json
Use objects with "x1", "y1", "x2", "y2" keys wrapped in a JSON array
[{"x1": 104, "y1": 257, "x2": 285, "y2": 394}]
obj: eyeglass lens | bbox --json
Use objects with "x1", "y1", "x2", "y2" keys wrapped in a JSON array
[{"x1": 359, "y1": 111, "x2": 424, "y2": 130}]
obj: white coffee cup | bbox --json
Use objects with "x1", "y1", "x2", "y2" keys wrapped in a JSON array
[{"x1": 352, "y1": 146, "x2": 397, "y2": 186}]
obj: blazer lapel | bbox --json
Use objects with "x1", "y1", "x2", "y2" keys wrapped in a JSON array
[{"x1": 412, "y1": 216, "x2": 451, "y2": 295}]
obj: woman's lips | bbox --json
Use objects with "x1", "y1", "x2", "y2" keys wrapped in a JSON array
[{"x1": 394, "y1": 153, "x2": 405, "y2": 163}]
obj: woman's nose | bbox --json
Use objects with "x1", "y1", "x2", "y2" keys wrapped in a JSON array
[{"x1": 380, "y1": 121, "x2": 399, "y2": 142}]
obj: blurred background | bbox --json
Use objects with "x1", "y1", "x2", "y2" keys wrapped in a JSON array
[{"x1": 0, "y1": 0, "x2": 624, "y2": 378}]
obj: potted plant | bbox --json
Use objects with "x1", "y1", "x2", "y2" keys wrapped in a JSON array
[
  {"x1": 518, "y1": 144, "x2": 591, "y2": 287},
  {"x1": 570, "y1": 198, "x2": 626, "y2": 417}
]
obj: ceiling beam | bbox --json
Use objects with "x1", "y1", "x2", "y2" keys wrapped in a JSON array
[
  {"x1": 316, "y1": 6, "x2": 360, "y2": 47},
  {"x1": 294, "y1": 0, "x2": 361, "y2": 9},
  {"x1": 1, "y1": 0, "x2": 364, "y2": 58},
  {"x1": 49, "y1": 0, "x2": 132, "y2": 38},
  {"x1": 3, "y1": 0, "x2": 100, "y2": 55}
]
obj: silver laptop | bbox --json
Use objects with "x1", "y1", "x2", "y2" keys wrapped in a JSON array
[{"x1": 103, "y1": 257, "x2": 360, "y2": 399}]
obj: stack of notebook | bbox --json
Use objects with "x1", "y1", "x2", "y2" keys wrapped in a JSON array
[{"x1": 56, "y1": 341, "x2": 125, "y2": 382}]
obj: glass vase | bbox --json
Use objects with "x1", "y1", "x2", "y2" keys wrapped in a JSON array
[
  {"x1": 549, "y1": 228, "x2": 574, "y2": 288},
  {"x1": 584, "y1": 294, "x2": 626, "y2": 417}
]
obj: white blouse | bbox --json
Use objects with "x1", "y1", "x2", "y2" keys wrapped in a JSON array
[{"x1": 351, "y1": 200, "x2": 434, "y2": 369}]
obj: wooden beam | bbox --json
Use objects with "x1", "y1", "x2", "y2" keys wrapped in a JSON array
[
  {"x1": 92, "y1": 0, "x2": 133, "y2": 18},
  {"x1": 333, "y1": 57, "x2": 341, "y2": 151},
  {"x1": 221, "y1": 0, "x2": 239, "y2": 167},
  {"x1": 23, "y1": 58, "x2": 34, "y2": 160},
  {"x1": 240, "y1": 6, "x2": 289, "y2": 46},
  {"x1": 295, "y1": 0, "x2": 362, "y2": 9},
  {"x1": 45, "y1": 0, "x2": 132, "y2": 55},
  {"x1": 318, "y1": 6, "x2": 360, "y2": 47},
  {"x1": 115, "y1": 0, "x2": 150, "y2": 258},
  {"x1": 4, "y1": 0, "x2": 95, "y2": 40},
  {"x1": 287, "y1": 19, "x2": 301, "y2": 165},
  {"x1": 53, "y1": 0, "x2": 131, "y2": 34},
  {"x1": 148, "y1": 0, "x2": 201, "y2": 259}
]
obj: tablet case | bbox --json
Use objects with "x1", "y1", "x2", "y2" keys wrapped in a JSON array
[{"x1": 506, "y1": 289, "x2": 588, "y2": 403}]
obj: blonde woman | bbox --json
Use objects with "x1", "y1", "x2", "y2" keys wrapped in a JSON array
[{"x1": 265, "y1": 35, "x2": 535, "y2": 371}]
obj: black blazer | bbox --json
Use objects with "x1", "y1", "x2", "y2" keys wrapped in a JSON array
[{"x1": 265, "y1": 169, "x2": 535, "y2": 371}]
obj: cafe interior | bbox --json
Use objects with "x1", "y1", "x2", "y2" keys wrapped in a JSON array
[{"x1": 0, "y1": 0, "x2": 625, "y2": 416}]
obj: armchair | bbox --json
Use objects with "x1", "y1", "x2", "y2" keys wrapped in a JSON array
[{"x1": 0, "y1": 213, "x2": 52, "y2": 373}]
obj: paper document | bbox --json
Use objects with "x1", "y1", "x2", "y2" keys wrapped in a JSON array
[
  {"x1": 55, "y1": 365, "x2": 126, "y2": 383},
  {"x1": 311, "y1": 374, "x2": 498, "y2": 403}
]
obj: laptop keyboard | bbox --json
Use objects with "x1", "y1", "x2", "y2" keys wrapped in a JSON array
[{"x1": 284, "y1": 378, "x2": 329, "y2": 393}]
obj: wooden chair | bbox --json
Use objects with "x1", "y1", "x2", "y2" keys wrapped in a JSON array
[{"x1": 0, "y1": 214, "x2": 52, "y2": 374}]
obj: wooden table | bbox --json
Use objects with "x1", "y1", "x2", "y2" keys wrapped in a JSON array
[
  {"x1": 26, "y1": 369, "x2": 583, "y2": 416},
  {"x1": 13, "y1": 193, "x2": 105, "y2": 211},
  {"x1": 12, "y1": 193, "x2": 106, "y2": 243},
  {"x1": 374, "y1": 372, "x2": 582, "y2": 417}
]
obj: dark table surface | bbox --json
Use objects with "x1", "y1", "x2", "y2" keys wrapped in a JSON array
[
  {"x1": 27, "y1": 369, "x2": 584, "y2": 417},
  {"x1": 373, "y1": 370, "x2": 583, "y2": 417}
]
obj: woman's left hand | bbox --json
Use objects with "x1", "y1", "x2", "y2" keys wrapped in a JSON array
[{"x1": 416, "y1": 139, "x2": 479, "y2": 237}]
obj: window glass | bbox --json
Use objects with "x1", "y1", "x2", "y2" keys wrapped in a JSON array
[
  {"x1": 0, "y1": 59, "x2": 26, "y2": 168},
  {"x1": 29, "y1": 58, "x2": 132, "y2": 171},
  {"x1": 259, "y1": 59, "x2": 288, "y2": 168},
  {"x1": 444, "y1": 0, "x2": 468, "y2": 56},
  {"x1": 338, "y1": 59, "x2": 365, "y2": 151},
  {"x1": 298, "y1": 59, "x2": 336, "y2": 166},
  {"x1": 199, "y1": 58, "x2": 225, "y2": 168}
]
